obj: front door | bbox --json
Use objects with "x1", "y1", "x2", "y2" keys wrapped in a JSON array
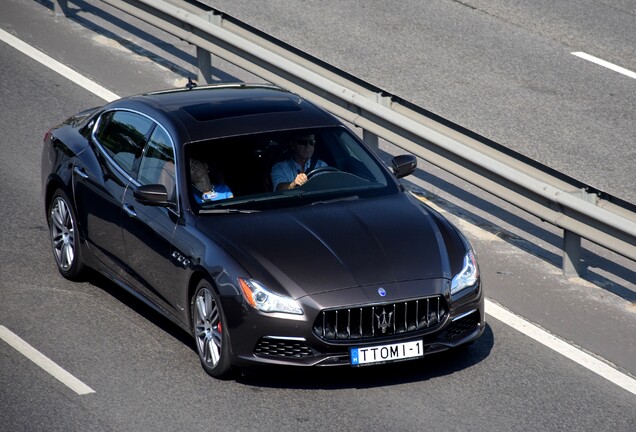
[{"x1": 121, "y1": 126, "x2": 181, "y2": 315}]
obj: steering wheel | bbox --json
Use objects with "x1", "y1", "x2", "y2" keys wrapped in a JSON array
[{"x1": 306, "y1": 166, "x2": 340, "y2": 179}]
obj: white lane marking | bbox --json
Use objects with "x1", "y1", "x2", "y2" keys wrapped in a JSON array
[
  {"x1": 572, "y1": 52, "x2": 636, "y2": 80},
  {"x1": 486, "y1": 301, "x2": 636, "y2": 396},
  {"x1": 2, "y1": 27, "x2": 634, "y2": 395},
  {"x1": 0, "y1": 27, "x2": 119, "y2": 101},
  {"x1": 0, "y1": 325, "x2": 95, "y2": 395}
]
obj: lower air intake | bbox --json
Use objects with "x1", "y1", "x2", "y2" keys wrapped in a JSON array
[
  {"x1": 254, "y1": 338, "x2": 314, "y2": 358},
  {"x1": 445, "y1": 311, "x2": 480, "y2": 340}
]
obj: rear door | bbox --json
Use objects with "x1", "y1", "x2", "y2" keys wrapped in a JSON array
[{"x1": 73, "y1": 110, "x2": 153, "y2": 275}]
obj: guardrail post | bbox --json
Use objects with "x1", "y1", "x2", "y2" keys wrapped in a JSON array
[
  {"x1": 363, "y1": 130, "x2": 379, "y2": 153},
  {"x1": 562, "y1": 190, "x2": 598, "y2": 277},
  {"x1": 563, "y1": 231, "x2": 583, "y2": 277},
  {"x1": 53, "y1": 0, "x2": 68, "y2": 17},
  {"x1": 196, "y1": 12, "x2": 221, "y2": 84},
  {"x1": 363, "y1": 94, "x2": 392, "y2": 153},
  {"x1": 196, "y1": 47, "x2": 213, "y2": 84}
]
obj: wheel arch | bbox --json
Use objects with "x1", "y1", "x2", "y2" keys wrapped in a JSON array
[
  {"x1": 44, "y1": 177, "x2": 69, "y2": 220},
  {"x1": 186, "y1": 269, "x2": 223, "y2": 331},
  {"x1": 186, "y1": 264, "x2": 243, "y2": 318},
  {"x1": 187, "y1": 270, "x2": 207, "y2": 328}
]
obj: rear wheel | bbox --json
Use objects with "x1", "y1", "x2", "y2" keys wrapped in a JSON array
[
  {"x1": 192, "y1": 280, "x2": 233, "y2": 378},
  {"x1": 48, "y1": 190, "x2": 85, "y2": 280}
]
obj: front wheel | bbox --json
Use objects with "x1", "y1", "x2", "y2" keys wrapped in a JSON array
[
  {"x1": 48, "y1": 190, "x2": 85, "y2": 280},
  {"x1": 191, "y1": 280, "x2": 233, "y2": 378}
]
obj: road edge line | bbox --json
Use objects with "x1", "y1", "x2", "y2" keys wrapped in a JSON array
[
  {"x1": 485, "y1": 300, "x2": 636, "y2": 396},
  {"x1": 0, "y1": 27, "x2": 119, "y2": 102}
]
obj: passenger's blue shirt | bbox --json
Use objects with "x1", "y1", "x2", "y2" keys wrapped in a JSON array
[
  {"x1": 193, "y1": 184, "x2": 233, "y2": 204},
  {"x1": 271, "y1": 159, "x2": 327, "y2": 190}
]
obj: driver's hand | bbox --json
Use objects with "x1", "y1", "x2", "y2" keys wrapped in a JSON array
[{"x1": 291, "y1": 173, "x2": 307, "y2": 188}]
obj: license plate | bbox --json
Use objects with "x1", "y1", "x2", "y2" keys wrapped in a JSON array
[{"x1": 350, "y1": 340, "x2": 424, "y2": 366}]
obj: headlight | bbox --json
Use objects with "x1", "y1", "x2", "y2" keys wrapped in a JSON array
[
  {"x1": 450, "y1": 250, "x2": 479, "y2": 295},
  {"x1": 238, "y1": 278, "x2": 303, "y2": 315}
]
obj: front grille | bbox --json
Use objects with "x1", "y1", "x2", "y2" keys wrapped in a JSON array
[
  {"x1": 445, "y1": 310, "x2": 480, "y2": 340},
  {"x1": 313, "y1": 296, "x2": 447, "y2": 341},
  {"x1": 254, "y1": 338, "x2": 314, "y2": 358}
]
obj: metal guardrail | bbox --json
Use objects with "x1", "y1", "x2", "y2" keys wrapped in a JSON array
[{"x1": 52, "y1": 0, "x2": 636, "y2": 276}]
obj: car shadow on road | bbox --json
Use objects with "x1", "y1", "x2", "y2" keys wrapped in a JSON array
[
  {"x1": 87, "y1": 269, "x2": 494, "y2": 389},
  {"x1": 235, "y1": 325, "x2": 494, "y2": 390},
  {"x1": 87, "y1": 270, "x2": 195, "y2": 348}
]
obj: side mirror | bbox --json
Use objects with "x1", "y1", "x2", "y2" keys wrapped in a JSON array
[
  {"x1": 391, "y1": 155, "x2": 417, "y2": 179},
  {"x1": 133, "y1": 184, "x2": 175, "y2": 208}
]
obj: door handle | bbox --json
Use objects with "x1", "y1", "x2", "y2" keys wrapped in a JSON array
[
  {"x1": 123, "y1": 203, "x2": 137, "y2": 218},
  {"x1": 73, "y1": 166, "x2": 89, "y2": 179}
]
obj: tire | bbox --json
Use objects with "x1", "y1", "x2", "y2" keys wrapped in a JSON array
[
  {"x1": 191, "y1": 280, "x2": 233, "y2": 378},
  {"x1": 48, "y1": 190, "x2": 85, "y2": 280}
]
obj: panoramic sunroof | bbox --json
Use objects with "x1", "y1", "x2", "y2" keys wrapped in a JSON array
[{"x1": 181, "y1": 96, "x2": 301, "y2": 122}]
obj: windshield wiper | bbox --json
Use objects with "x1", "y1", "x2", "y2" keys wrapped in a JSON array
[
  {"x1": 199, "y1": 208, "x2": 261, "y2": 214},
  {"x1": 309, "y1": 195, "x2": 359, "y2": 206}
]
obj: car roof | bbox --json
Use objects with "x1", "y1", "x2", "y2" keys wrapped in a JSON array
[{"x1": 115, "y1": 84, "x2": 341, "y2": 144}]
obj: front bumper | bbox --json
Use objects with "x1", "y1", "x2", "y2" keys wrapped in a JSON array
[{"x1": 224, "y1": 279, "x2": 484, "y2": 368}]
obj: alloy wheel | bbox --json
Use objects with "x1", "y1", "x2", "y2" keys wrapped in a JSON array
[
  {"x1": 50, "y1": 196, "x2": 76, "y2": 272},
  {"x1": 194, "y1": 287, "x2": 223, "y2": 368}
]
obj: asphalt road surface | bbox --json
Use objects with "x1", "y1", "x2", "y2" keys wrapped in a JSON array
[{"x1": 0, "y1": 1, "x2": 634, "y2": 431}]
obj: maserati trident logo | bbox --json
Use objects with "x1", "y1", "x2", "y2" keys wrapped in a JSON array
[
  {"x1": 377, "y1": 287, "x2": 386, "y2": 297},
  {"x1": 375, "y1": 308, "x2": 393, "y2": 334}
]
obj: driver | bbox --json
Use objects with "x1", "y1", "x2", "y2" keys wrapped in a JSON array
[{"x1": 271, "y1": 133, "x2": 327, "y2": 191}]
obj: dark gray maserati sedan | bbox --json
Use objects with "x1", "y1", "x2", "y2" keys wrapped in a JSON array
[{"x1": 42, "y1": 83, "x2": 484, "y2": 378}]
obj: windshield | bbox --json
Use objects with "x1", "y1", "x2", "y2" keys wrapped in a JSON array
[{"x1": 185, "y1": 126, "x2": 398, "y2": 211}]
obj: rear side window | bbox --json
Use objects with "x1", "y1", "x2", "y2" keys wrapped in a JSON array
[{"x1": 95, "y1": 111, "x2": 154, "y2": 175}]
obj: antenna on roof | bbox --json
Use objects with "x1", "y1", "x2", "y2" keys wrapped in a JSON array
[{"x1": 185, "y1": 77, "x2": 198, "y2": 90}]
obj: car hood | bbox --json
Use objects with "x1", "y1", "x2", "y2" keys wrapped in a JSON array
[{"x1": 197, "y1": 193, "x2": 458, "y2": 299}]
